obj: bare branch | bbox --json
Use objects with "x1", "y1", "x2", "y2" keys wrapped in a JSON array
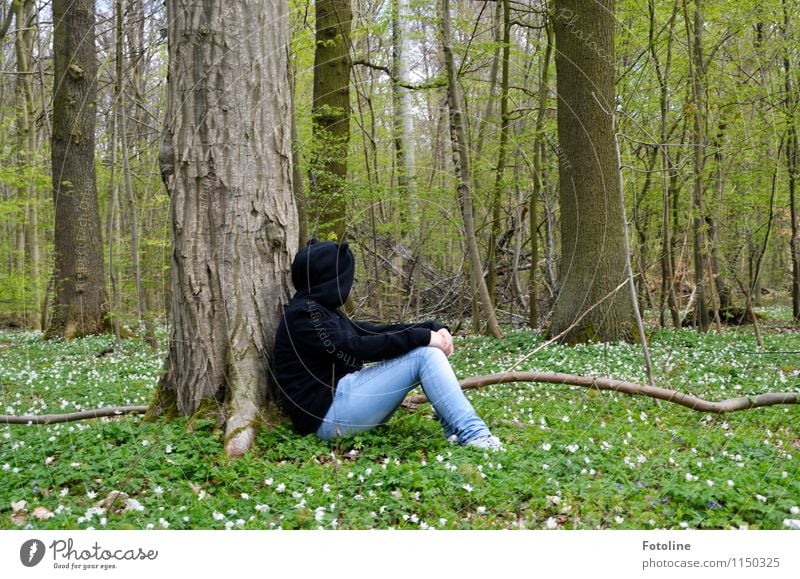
[
  {"x1": 0, "y1": 406, "x2": 148, "y2": 425},
  {"x1": 404, "y1": 372, "x2": 800, "y2": 413}
]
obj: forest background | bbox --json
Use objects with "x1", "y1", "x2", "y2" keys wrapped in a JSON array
[{"x1": 0, "y1": 0, "x2": 798, "y2": 531}]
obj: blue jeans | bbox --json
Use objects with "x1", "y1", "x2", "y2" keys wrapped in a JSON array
[{"x1": 316, "y1": 347, "x2": 492, "y2": 444}]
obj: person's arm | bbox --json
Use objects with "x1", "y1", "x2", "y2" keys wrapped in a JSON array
[
  {"x1": 353, "y1": 319, "x2": 447, "y2": 335},
  {"x1": 288, "y1": 309, "x2": 433, "y2": 364}
]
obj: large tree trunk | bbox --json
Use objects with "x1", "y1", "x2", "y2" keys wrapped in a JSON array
[
  {"x1": 310, "y1": 0, "x2": 351, "y2": 241},
  {"x1": 47, "y1": 0, "x2": 110, "y2": 339},
  {"x1": 150, "y1": 0, "x2": 299, "y2": 458},
  {"x1": 440, "y1": 0, "x2": 503, "y2": 338},
  {"x1": 549, "y1": 0, "x2": 634, "y2": 343}
]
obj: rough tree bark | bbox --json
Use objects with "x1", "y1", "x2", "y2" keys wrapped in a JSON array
[
  {"x1": 549, "y1": 0, "x2": 634, "y2": 343},
  {"x1": 149, "y1": 0, "x2": 299, "y2": 458},
  {"x1": 310, "y1": 0, "x2": 351, "y2": 241},
  {"x1": 47, "y1": 0, "x2": 110, "y2": 339}
]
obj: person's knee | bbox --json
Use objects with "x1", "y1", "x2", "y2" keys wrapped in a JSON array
[{"x1": 418, "y1": 345, "x2": 448, "y2": 365}]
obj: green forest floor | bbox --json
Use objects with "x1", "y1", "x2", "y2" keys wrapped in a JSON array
[{"x1": 1, "y1": 308, "x2": 798, "y2": 530}]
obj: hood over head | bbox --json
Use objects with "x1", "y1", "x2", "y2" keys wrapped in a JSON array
[{"x1": 291, "y1": 239, "x2": 355, "y2": 308}]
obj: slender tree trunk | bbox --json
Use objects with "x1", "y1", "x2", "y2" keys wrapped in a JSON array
[
  {"x1": 47, "y1": 0, "x2": 110, "y2": 339},
  {"x1": 441, "y1": 0, "x2": 502, "y2": 338},
  {"x1": 487, "y1": 0, "x2": 511, "y2": 305},
  {"x1": 530, "y1": 16, "x2": 553, "y2": 327},
  {"x1": 649, "y1": 0, "x2": 681, "y2": 328},
  {"x1": 549, "y1": 0, "x2": 634, "y2": 343},
  {"x1": 310, "y1": 0, "x2": 351, "y2": 241},
  {"x1": 15, "y1": 0, "x2": 39, "y2": 329},
  {"x1": 392, "y1": 0, "x2": 417, "y2": 208},
  {"x1": 108, "y1": 8, "x2": 121, "y2": 343},
  {"x1": 150, "y1": 0, "x2": 299, "y2": 457},
  {"x1": 115, "y1": 0, "x2": 146, "y2": 331},
  {"x1": 783, "y1": 0, "x2": 800, "y2": 321},
  {"x1": 289, "y1": 61, "x2": 308, "y2": 246},
  {"x1": 686, "y1": 0, "x2": 710, "y2": 331}
]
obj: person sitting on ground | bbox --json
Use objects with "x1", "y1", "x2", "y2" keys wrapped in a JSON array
[{"x1": 273, "y1": 239, "x2": 502, "y2": 450}]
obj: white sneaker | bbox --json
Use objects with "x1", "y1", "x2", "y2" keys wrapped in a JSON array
[{"x1": 465, "y1": 435, "x2": 504, "y2": 451}]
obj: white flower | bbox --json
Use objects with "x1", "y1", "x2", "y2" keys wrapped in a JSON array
[
  {"x1": 235, "y1": 519, "x2": 245, "y2": 528},
  {"x1": 679, "y1": 522, "x2": 689, "y2": 528},
  {"x1": 159, "y1": 518, "x2": 169, "y2": 529},
  {"x1": 154, "y1": 486, "x2": 164, "y2": 496},
  {"x1": 264, "y1": 478, "x2": 273, "y2": 486},
  {"x1": 685, "y1": 473, "x2": 698, "y2": 482},
  {"x1": 86, "y1": 490, "x2": 97, "y2": 499},
  {"x1": 212, "y1": 511, "x2": 225, "y2": 521},
  {"x1": 566, "y1": 444, "x2": 579, "y2": 453},
  {"x1": 240, "y1": 493, "x2": 249, "y2": 500},
  {"x1": 165, "y1": 444, "x2": 173, "y2": 454},
  {"x1": 706, "y1": 480, "x2": 714, "y2": 487},
  {"x1": 756, "y1": 494, "x2": 767, "y2": 503},
  {"x1": 546, "y1": 517, "x2": 557, "y2": 529},
  {"x1": 124, "y1": 498, "x2": 144, "y2": 512},
  {"x1": 141, "y1": 439, "x2": 150, "y2": 447},
  {"x1": 276, "y1": 483, "x2": 286, "y2": 493},
  {"x1": 45, "y1": 456, "x2": 55, "y2": 465},
  {"x1": 783, "y1": 519, "x2": 800, "y2": 530},
  {"x1": 439, "y1": 518, "x2": 447, "y2": 526},
  {"x1": 436, "y1": 455, "x2": 444, "y2": 462},
  {"x1": 462, "y1": 484, "x2": 473, "y2": 492},
  {"x1": 541, "y1": 443, "x2": 552, "y2": 451},
  {"x1": 322, "y1": 483, "x2": 331, "y2": 493},
  {"x1": 790, "y1": 506, "x2": 799, "y2": 515},
  {"x1": 255, "y1": 504, "x2": 270, "y2": 513},
  {"x1": 197, "y1": 490, "x2": 206, "y2": 500},
  {"x1": 542, "y1": 463, "x2": 550, "y2": 470},
  {"x1": 59, "y1": 487, "x2": 69, "y2": 497},
  {"x1": 476, "y1": 506, "x2": 486, "y2": 515},
  {"x1": 727, "y1": 480, "x2": 734, "y2": 487},
  {"x1": 615, "y1": 516, "x2": 624, "y2": 524},
  {"x1": 145, "y1": 523, "x2": 154, "y2": 530},
  {"x1": 1, "y1": 464, "x2": 9, "y2": 471}
]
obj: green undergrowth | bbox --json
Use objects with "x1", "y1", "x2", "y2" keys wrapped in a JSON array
[{"x1": 0, "y1": 312, "x2": 798, "y2": 530}]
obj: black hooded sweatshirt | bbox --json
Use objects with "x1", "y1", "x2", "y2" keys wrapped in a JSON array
[{"x1": 274, "y1": 240, "x2": 444, "y2": 435}]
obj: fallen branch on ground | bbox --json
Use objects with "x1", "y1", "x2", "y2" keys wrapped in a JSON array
[
  {"x1": 0, "y1": 406, "x2": 148, "y2": 425},
  {"x1": 404, "y1": 372, "x2": 800, "y2": 413},
  {"x1": 2, "y1": 372, "x2": 797, "y2": 425}
]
